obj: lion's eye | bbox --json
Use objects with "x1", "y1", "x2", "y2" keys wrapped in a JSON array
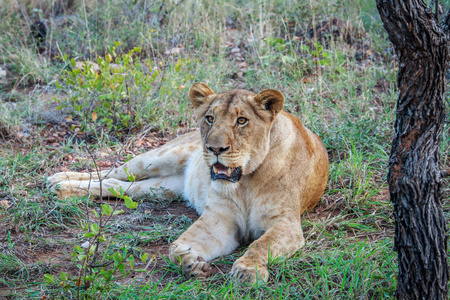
[
  {"x1": 237, "y1": 117, "x2": 248, "y2": 126},
  {"x1": 205, "y1": 116, "x2": 214, "y2": 124}
]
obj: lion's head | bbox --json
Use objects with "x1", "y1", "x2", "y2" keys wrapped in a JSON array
[{"x1": 189, "y1": 82, "x2": 285, "y2": 184}]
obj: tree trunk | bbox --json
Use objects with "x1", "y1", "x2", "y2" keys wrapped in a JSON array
[{"x1": 376, "y1": 1, "x2": 448, "y2": 299}]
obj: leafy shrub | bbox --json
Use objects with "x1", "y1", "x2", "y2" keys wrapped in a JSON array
[
  {"x1": 44, "y1": 186, "x2": 149, "y2": 298},
  {"x1": 56, "y1": 42, "x2": 161, "y2": 134}
]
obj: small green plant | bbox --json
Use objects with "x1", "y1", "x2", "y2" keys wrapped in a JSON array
[
  {"x1": 0, "y1": 252, "x2": 28, "y2": 285},
  {"x1": 56, "y1": 42, "x2": 161, "y2": 134},
  {"x1": 298, "y1": 41, "x2": 332, "y2": 66},
  {"x1": 264, "y1": 36, "x2": 288, "y2": 52},
  {"x1": 44, "y1": 185, "x2": 149, "y2": 299}
]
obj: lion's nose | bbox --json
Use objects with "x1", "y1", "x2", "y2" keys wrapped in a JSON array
[{"x1": 207, "y1": 146, "x2": 230, "y2": 155}]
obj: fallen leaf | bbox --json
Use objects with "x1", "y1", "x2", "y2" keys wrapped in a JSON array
[
  {"x1": 74, "y1": 61, "x2": 100, "y2": 72},
  {"x1": 0, "y1": 200, "x2": 11, "y2": 209},
  {"x1": 237, "y1": 62, "x2": 247, "y2": 69},
  {"x1": 164, "y1": 46, "x2": 183, "y2": 55}
]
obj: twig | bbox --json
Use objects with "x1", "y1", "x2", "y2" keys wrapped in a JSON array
[
  {"x1": 14, "y1": 0, "x2": 32, "y2": 28},
  {"x1": 88, "y1": 260, "x2": 114, "y2": 268},
  {"x1": 84, "y1": 144, "x2": 103, "y2": 267},
  {"x1": 157, "y1": 0, "x2": 185, "y2": 26},
  {"x1": 152, "y1": 19, "x2": 203, "y2": 98}
]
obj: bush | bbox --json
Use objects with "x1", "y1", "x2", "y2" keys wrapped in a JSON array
[{"x1": 57, "y1": 42, "x2": 161, "y2": 134}]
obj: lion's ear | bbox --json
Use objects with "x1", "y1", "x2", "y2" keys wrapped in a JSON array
[
  {"x1": 254, "y1": 89, "x2": 285, "y2": 115},
  {"x1": 189, "y1": 82, "x2": 215, "y2": 108}
]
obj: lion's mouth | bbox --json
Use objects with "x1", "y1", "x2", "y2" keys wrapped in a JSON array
[{"x1": 210, "y1": 162, "x2": 242, "y2": 183}]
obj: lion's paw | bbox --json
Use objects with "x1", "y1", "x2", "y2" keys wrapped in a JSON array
[
  {"x1": 169, "y1": 243, "x2": 216, "y2": 279},
  {"x1": 47, "y1": 172, "x2": 94, "y2": 187},
  {"x1": 51, "y1": 181, "x2": 88, "y2": 199},
  {"x1": 47, "y1": 172, "x2": 102, "y2": 199},
  {"x1": 47, "y1": 177, "x2": 87, "y2": 200},
  {"x1": 183, "y1": 257, "x2": 214, "y2": 279},
  {"x1": 230, "y1": 257, "x2": 268, "y2": 284}
]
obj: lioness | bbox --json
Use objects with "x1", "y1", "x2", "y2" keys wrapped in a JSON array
[{"x1": 47, "y1": 83, "x2": 329, "y2": 283}]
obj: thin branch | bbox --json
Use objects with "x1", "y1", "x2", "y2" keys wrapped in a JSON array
[{"x1": 152, "y1": 19, "x2": 203, "y2": 98}]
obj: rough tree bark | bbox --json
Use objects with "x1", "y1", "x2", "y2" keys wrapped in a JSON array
[{"x1": 376, "y1": 1, "x2": 449, "y2": 299}]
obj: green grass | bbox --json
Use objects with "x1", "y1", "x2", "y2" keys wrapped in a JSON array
[
  {"x1": 37, "y1": 240, "x2": 396, "y2": 299},
  {"x1": 0, "y1": 0, "x2": 449, "y2": 299},
  {"x1": 5, "y1": 195, "x2": 87, "y2": 232},
  {"x1": 0, "y1": 252, "x2": 29, "y2": 286}
]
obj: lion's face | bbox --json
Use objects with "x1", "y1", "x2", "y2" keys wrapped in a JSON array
[{"x1": 189, "y1": 83, "x2": 285, "y2": 183}]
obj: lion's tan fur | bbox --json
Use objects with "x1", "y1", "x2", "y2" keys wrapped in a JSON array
[{"x1": 47, "y1": 83, "x2": 329, "y2": 283}]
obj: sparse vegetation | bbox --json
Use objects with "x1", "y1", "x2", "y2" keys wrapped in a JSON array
[{"x1": 0, "y1": 0, "x2": 449, "y2": 299}]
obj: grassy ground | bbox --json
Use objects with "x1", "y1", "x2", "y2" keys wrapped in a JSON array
[{"x1": 0, "y1": 0, "x2": 449, "y2": 299}]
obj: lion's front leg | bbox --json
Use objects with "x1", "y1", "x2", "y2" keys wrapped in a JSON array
[
  {"x1": 48, "y1": 174, "x2": 184, "y2": 199},
  {"x1": 169, "y1": 204, "x2": 240, "y2": 279},
  {"x1": 47, "y1": 176, "x2": 138, "y2": 199},
  {"x1": 231, "y1": 216, "x2": 305, "y2": 284},
  {"x1": 46, "y1": 170, "x2": 113, "y2": 198}
]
